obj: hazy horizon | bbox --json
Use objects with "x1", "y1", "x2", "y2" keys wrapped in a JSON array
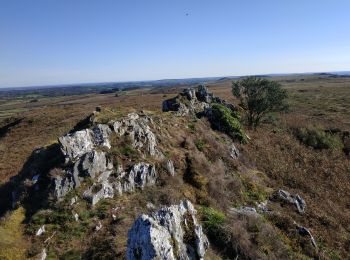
[{"x1": 1, "y1": 0, "x2": 350, "y2": 88}]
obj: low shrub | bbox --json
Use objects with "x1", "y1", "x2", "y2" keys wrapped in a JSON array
[
  {"x1": 295, "y1": 127, "x2": 344, "y2": 150},
  {"x1": 200, "y1": 206, "x2": 226, "y2": 239},
  {"x1": 209, "y1": 104, "x2": 247, "y2": 143},
  {"x1": 194, "y1": 139, "x2": 206, "y2": 151}
]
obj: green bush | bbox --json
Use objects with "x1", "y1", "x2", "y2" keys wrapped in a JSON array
[
  {"x1": 210, "y1": 104, "x2": 247, "y2": 143},
  {"x1": 296, "y1": 127, "x2": 344, "y2": 150},
  {"x1": 194, "y1": 139, "x2": 206, "y2": 151},
  {"x1": 200, "y1": 207, "x2": 226, "y2": 243}
]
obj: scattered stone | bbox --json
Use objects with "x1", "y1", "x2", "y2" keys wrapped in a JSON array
[
  {"x1": 230, "y1": 206, "x2": 258, "y2": 215},
  {"x1": 229, "y1": 143, "x2": 240, "y2": 159},
  {"x1": 294, "y1": 222, "x2": 317, "y2": 248},
  {"x1": 277, "y1": 189, "x2": 306, "y2": 214},
  {"x1": 70, "y1": 196, "x2": 78, "y2": 206},
  {"x1": 74, "y1": 212, "x2": 79, "y2": 222},
  {"x1": 127, "y1": 200, "x2": 209, "y2": 260},
  {"x1": 95, "y1": 221, "x2": 103, "y2": 231},
  {"x1": 146, "y1": 202, "x2": 156, "y2": 209},
  {"x1": 36, "y1": 248, "x2": 47, "y2": 260},
  {"x1": 256, "y1": 200, "x2": 268, "y2": 212},
  {"x1": 36, "y1": 225, "x2": 45, "y2": 236},
  {"x1": 165, "y1": 159, "x2": 175, "y2": 176}
]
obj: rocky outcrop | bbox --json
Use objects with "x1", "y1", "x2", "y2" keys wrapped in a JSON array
[
  {"x1": 53, "y1": 112, "x2": 161, "y2": 204},
  {"x1": 127, "y1": 200, "x2": 209, "y2": 260},
  {"x1": 276, "y1": 189, "x2": 306, "y2": 214},
  {"x1": 162, "y1": 85, "x2": 235, "y2": 117}
]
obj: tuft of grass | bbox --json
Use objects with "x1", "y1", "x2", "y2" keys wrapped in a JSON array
[
  {"x1": 0, "y1": 207, "x2": 28, "y2": 260},
  {"x1": 200, "y1": 206, "x2": 225, "y2": 237}
]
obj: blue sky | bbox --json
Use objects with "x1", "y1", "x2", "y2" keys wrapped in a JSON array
[{"x1": 1, "y1": 0, "x2": 350, "y2": 87}]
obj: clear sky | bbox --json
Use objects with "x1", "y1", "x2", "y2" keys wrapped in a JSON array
[{"x1": 1, "y1": 0, "x2": 350, "y2": 87}]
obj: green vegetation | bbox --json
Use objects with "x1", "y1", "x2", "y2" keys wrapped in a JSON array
[
  {"x1": 0, "y1": 207, "x2": 27, "y2": 260},
  {"x1": 211, "y1": 103, "x2": 247, "y2": 143},
  {"x1": 194, "y1": 139, "x2": 207, "y2": 151},
  {"x1": 232, "y1": 77, "x2": 288, "y2": 129},
  {"x1": 200, "y1": 207, "x2": 225, "y2": 238},
  {"x1": 295, "y1": 127, "x2": 344, "y2": 150}
]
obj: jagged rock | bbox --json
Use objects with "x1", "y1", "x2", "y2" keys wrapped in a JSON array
[
  {"x1": 53, "y1": 174, "x2": 75, "y2": 199},
  {"x1": 196, "y1": 85, "x2": 213, "y2": 103},
  {"x1": 92, "y1": 124, "x2": 112, "y2": 148},
  {"x1": 184, "y1": 88, "x2": 197, "y2": 100},
  {"x1": 112, "y1": 113, "x2": 162, "y2": 158},
  {"x1": 83, "y1": 182, "x2": 114, "y2": 205},
  {"x1": 277, "y1": 189, "x2": 306, "y2": 214},
  {"x1": 59, "y1": 124, "x2": 111, "y2": 163},
  {"x1": 122, "y1": 163, "x2": 157, "y2": 192},
  {"x1": 165, "y1": 160, "x2": 175, "y2": 176},
  {"x1": 229, "y1": 143, "x2": 240, "y2": 159},
  {"x1": 36, "y1": 225, "x2": 45, "y2": 236},
  {"x1": 127, "y1": 200, "x2": 209, "y2": 260},
  {"x1": 75, "y1": 150, "x2": 113, "y2": 179}
]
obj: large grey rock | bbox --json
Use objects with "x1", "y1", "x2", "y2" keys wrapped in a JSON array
[
  {"x1": 122, "y1": 163, "x2": 157, "y2": 192},
  {"x1": 277, "y1": 189, "x2": 306, "y2": 214},
  {"x1": 59, "y1": 124, "x2": 111, "y2": 163},
  {"x1": 75, "y1": 150, "x2": 113, "y2": 179},
  {"x1": 59, "y1": 129, "x2": 95, "y2": 162},
  {"x1": 127, "y1": 200, "x2": 209, "y2": 260}
]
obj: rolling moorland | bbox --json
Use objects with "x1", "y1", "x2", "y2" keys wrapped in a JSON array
[{"x1": 0, "y1": 74, "x2": 350, "y2": 259}]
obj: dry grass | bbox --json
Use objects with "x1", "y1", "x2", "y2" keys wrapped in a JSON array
[{"x1": 0, "y1": 207, "x2": 28, "y2": 259}]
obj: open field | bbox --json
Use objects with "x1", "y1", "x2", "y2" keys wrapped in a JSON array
[{"x1": 0, "y1": 74, "x2": 350, "y2": 258}]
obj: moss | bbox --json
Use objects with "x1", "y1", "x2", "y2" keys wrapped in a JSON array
[{"x1": 210, "y1": 104, "x2": 247, "y2": 143}]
